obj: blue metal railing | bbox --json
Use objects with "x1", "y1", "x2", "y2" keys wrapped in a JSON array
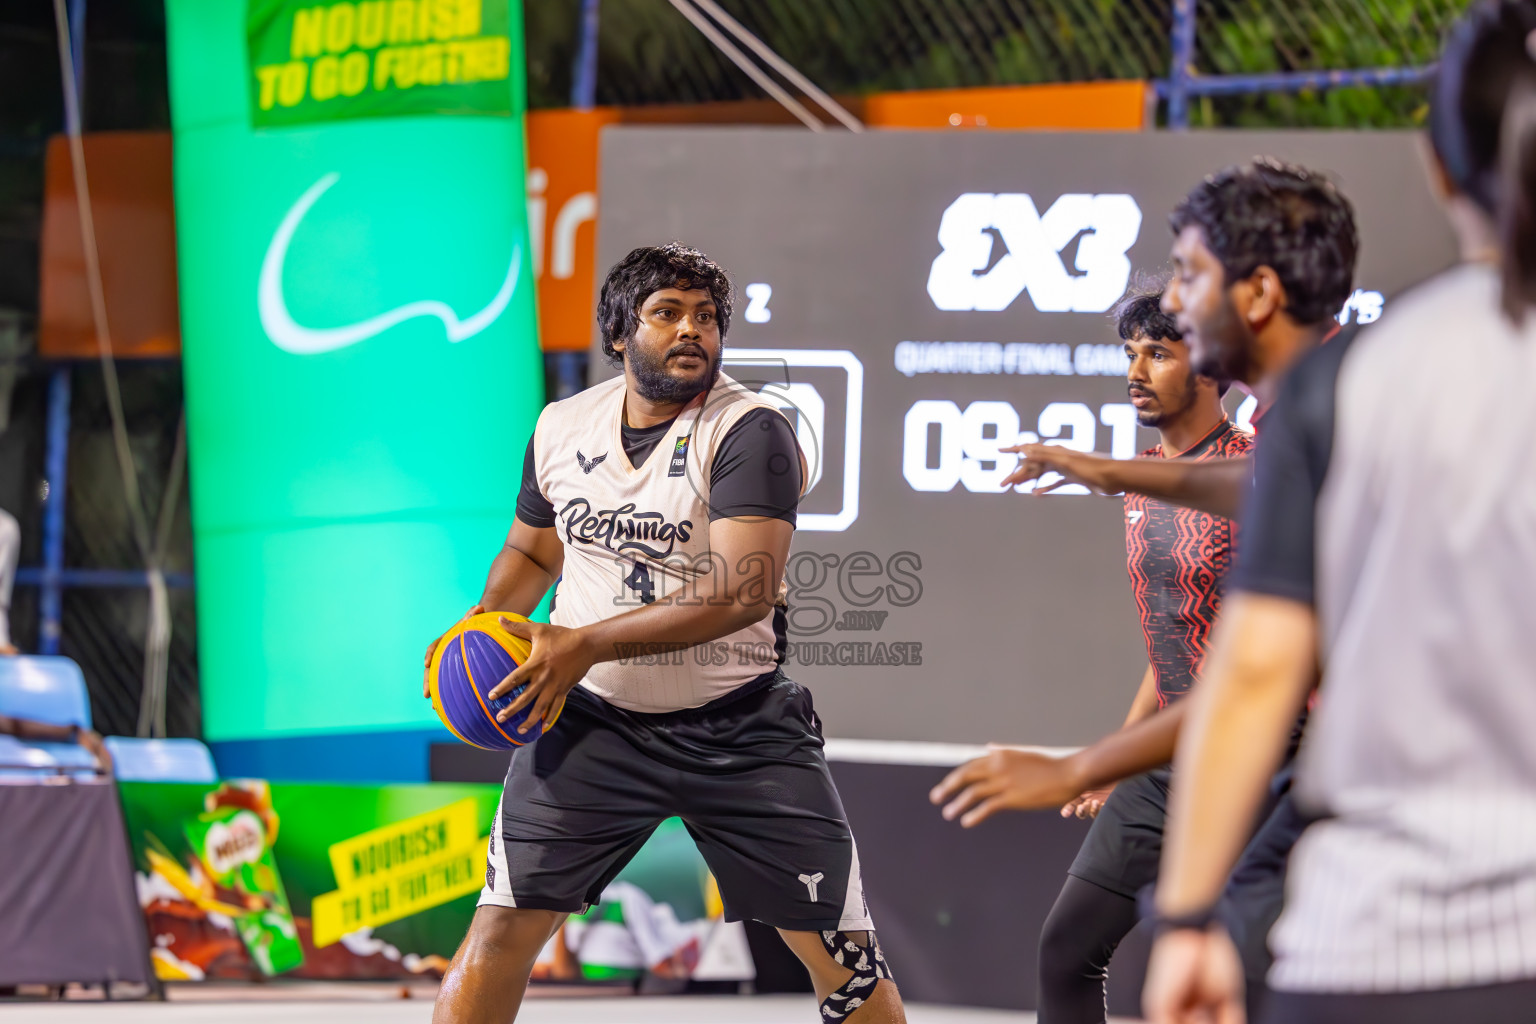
[
  {"x1": 18, "y1": 569, "x2": 193, "y2": 589},
  {"x1": 572, "y1": 0, "x2": 601, "y2": 111},
  {"x1": 1161, "y1": 0, "x2": 1434, "y2": 128},
  {"x1": 1167, "y1": 0, "x2": 1198, "y2": 130},
  {"x1": 1161, "y1": 65, "x2": 1436, "y2": 126}
]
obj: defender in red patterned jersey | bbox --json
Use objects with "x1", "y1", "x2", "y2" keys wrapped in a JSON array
[
  {"x1": 1036, "y1": 291, "x2": 1252, "y2": 1023},
  {"x1": 951, "y1": 289, "x2": 1249, "y2": 1024},
  {"x1": 1124, "y1": 418, "x2": 1252, "y2": 710}
]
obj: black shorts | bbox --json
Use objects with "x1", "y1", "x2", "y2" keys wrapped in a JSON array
[
  {"x1": 1068, "y1": 765, "x2": 1300, "y2": 990},
  {"x1": 478, "y1": 669, "x2": 874, "y2": 933},
  {"x1": 1067, "y1": 766, "x2": 1172, "y2": 899},
  {"x1": 1263, "y1": 979, "x2": 1536, "y2": 1024}
]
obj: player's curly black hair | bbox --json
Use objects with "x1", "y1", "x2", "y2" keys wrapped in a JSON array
[
  {"x1": 596, "y1": 244, "x2": 734, "y2": 365},
  {"x1": 1112, "y1": 280, "x2": 1181, "y2": 342},
  {"x1": 1169, "y1": 158, "x2": 1358, "y2": 326}
]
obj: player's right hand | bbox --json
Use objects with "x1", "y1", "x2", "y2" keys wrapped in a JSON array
[
  {"x1": 929, "y1": 745, "x2": 1085, "y2": 827},
  {"x1": 422, "y1": 604, "x2": 484, "y2": 698},
  {"x1": 998, "y1": 443, "x2": 1116, "y2": 494}
]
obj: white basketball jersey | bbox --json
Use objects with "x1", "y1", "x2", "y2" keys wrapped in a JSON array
[{"x1": 533, "y1": 372, "x2": 801, "y2": 713}]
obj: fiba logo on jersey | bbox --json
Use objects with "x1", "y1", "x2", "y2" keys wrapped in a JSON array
[{"x1": 718, "y1": 349, "x2": 864, "y2": 533}]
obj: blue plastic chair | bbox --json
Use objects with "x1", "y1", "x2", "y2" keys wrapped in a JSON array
[
  {"x1": 0, "y1": 734, "x2": 59, "y2": 770},
  {"x1": 0, "y1": 656, "x2": 92, "y2": 729},
  {"x1": 0, "y1": 737, "x2": 96, "y2": 776},
  {"x1": 0, "y1": 656, "x2": 98, "y2": 779},
  {"x1": 104, "y1": 737, "x2": 217, "y2": 784}
]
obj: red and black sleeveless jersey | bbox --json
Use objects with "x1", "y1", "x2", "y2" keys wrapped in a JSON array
[{"x1": 1125, "y1": 419, "x2": 1253, "y2": 707}]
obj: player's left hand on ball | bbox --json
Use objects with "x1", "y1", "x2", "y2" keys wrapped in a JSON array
[
  {"x1": 489, "y1": 618, "x2": 595, "y2": 734},
  {"x1": 1143, "y1": 925, "x2": 1245, "y2": 1024},
  {"x1": 928, "y1": 745, "x2": 1083, "y2": 827},
  {"x1": 423, "y1": 604, "x2": 484, "y2": 698}
]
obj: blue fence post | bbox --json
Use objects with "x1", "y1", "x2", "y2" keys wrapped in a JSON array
[
  {"x1": 40, "y1": 0, "x2": 87, "y2": 654},
  {"x1": 68, "y1": 0, "x2": 87, "y2": 104},
  {"x1": 1169, "y1": 0, "x2": 1197, "y2": 129},
  {"x1": 553, "y1": 350, "x2": 587, "y2": 401},
  {"x1": 572, "y1": 0, "x2": 601, "y2": 111},
  {"x1": 40, "y1": 367, "x2": 72, "y2": 655}
]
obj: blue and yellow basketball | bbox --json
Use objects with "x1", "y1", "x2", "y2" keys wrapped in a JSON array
[{"x1": 428, "y1": 612, "x2": 558, "y2": 748}]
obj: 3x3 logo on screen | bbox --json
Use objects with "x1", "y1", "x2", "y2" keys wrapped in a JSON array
[{"x1": 926, "y1": 192, "x2": 1143, "y2": 313}]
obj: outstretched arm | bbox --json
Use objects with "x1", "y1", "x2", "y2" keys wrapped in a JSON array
[
  {"x1": 999, "y1": 444, "x2": 1252, "y2": 520},
  {"x1": 931, "y1": 693, "x2": 1187, "y2": 827}
]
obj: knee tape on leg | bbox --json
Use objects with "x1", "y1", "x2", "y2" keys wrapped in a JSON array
[{"x1": 818, "y1": 930, "x2": 892, "y2": 1021}]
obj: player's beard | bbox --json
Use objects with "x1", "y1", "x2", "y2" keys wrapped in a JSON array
[
  {"x1": 628, "y1": 340, "x2": 723, "y2": 404},
  {"x1": 1190, "y1": 292, "x2": 1256, "y2": 385},
  {"x1": 1135, "y1": 370, "x2": 1198, "y2": 428}
]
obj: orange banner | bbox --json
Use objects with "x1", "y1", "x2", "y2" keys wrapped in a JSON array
[
  {"x1": 526, "y1": 108, "x2": 619, "y2": 352},
  {"x1": 527, "y1": 82, "x2": 1147, "y2": 351},
  {"x1": 861, "y1": 81, "x2": 1148, "y2": 130},
  {"x1": 39, "y1": 132, "x2": 181, "y2": 359}
]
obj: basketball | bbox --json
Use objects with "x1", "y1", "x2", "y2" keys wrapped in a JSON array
[{"x1": 428, "y1": 612, "x2": 557, "y2": 749}]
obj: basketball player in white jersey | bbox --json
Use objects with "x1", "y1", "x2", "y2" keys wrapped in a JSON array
[{"x1": 424, "y1": 244, "x2": 906, "y2": 1024}]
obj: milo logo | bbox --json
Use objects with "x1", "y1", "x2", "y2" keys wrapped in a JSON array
[{"x1": 204, "y1": 810, "x2": 267, "y2": 876}]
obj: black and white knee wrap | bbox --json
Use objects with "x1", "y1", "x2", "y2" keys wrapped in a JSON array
[{"x1": 818, "y1": 930, "x2": 893, "y2": 1021}]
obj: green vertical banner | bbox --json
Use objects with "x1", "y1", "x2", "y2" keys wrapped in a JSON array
[{"x1": 165, "y1": 0, "x2": 541, "y2": 744}]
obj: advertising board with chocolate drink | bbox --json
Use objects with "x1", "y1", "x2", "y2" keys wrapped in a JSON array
[{"x1": 119, "y1": 781, "x2": 753, "y2": 984}]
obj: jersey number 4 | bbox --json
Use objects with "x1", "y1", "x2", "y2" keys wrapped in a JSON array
[{"x1": 623, "y1": 562, "x2": 656, "y2": 605}]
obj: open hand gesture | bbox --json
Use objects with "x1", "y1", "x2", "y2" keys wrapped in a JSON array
[{"x1": 929, "y1": 745, "x2": 1083, "y2": 827}]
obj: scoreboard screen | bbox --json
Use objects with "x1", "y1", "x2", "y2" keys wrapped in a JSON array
[{"x1": 595, "y1": 129, "x2": 1457, "y2": 745}]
